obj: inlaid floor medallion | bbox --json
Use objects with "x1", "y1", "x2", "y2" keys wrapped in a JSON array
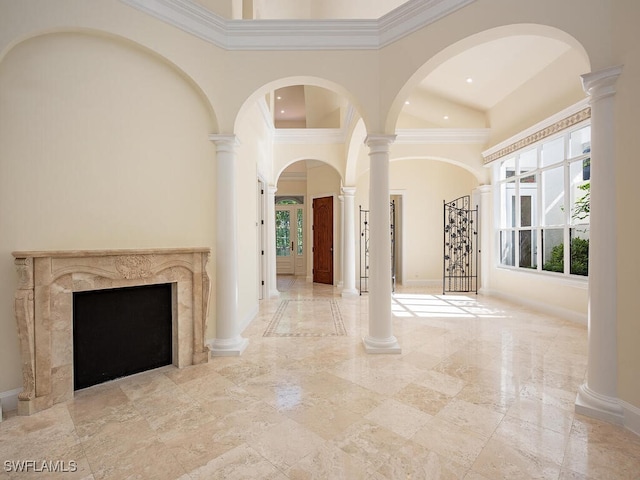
[{"x1": 264, "y1": 299, "x2": 347, "y2": 337}]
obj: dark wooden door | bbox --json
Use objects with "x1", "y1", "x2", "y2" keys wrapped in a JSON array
[{"x1": 313, "y1": 196, "x2": 333, "y2": 284}]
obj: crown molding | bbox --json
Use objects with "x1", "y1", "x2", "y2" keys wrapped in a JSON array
[
  {"x1": 273, "y1": 128, "x2": 345, "y2": 144},
  {"x1": 120, "y1": 0, "x2": 476, "y2": 51},
  {"x1": 395, "y1": 128, "x2": 491, "y2": 144}
]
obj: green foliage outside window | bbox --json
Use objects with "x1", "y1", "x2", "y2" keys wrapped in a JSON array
[{"x1": 542, "y1": 237, "x2": 589, "y2": 276}]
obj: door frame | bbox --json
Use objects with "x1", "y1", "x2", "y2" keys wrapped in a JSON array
[
  {"x1": 309, "y1": 193, "x2": 338, "y2": 285},
  {"x1": 275, "y1": 203, "x2": 306, "y2": 276},
  {"x1": 257, "y1": 177, "x2": 267, "y2": 300},
  {"x1": 390, "y1": 190, "x2": 405, "y2": 286}
]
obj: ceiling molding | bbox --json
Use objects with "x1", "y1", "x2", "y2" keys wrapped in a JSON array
[
  {"x1": 395, "y1": 128, "x2": 491, "y2": 144},
  {"x1": 273, "y1": 128, "x2": 346, "y2": 144},
  {"x1": 279, "y1": 172, "x2": 307, "y2": 181},
  {"x1": 120, "y1": 0, "x2": 476, "y2": 51}
]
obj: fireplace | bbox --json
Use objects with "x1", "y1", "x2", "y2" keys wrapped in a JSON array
[
  {"x1": 73, "y1": 283, "x2": 173, "y2": 390},
  {"x1": 12, "y1": 248, "x2": 211, "y2": 415}
]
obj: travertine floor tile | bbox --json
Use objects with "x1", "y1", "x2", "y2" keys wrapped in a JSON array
[{"x1": 1, "y1": 278, "x2": 636, "y2": 479}]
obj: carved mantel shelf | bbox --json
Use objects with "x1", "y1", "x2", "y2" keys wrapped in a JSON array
[{"x1": 12, "y1": 248, "x2": 212, "y2": 415}]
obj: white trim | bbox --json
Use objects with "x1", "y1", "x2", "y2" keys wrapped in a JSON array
[
  {"x1": 273, "y1": 128, "x2": 345, "y2": 144},
  {"x1": 575, "y1": 384, "x2": 624, "y2": 425},
  {"x1": 400, "y1": 279, "x2": 442, "y2": 288},
  {"x1": 482, "y1": 98, "x2": 590, "y2": 159},
  {"x1": 481, "y1": 287, "x2": 587, "y2": 324},
  {"x1": 0, "y1": 387, "x2": 22, "y2": 415},
  {"x1": 120, "y1": 0, "x2": 476, "y2": 51},
  {"x1": 396, "y1": 128, "x2": 491, "y2": 144},
  {"x1": 621, "y1": 399, "x2": 640, "y2": 437},
  {"x1": 257, "y1": 98, "x2": 275, "y2": 133}
]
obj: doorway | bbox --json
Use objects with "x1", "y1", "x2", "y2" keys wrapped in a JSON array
[
  {"x1": 313, "y1": 196, "x2": 334, "y2": 284},
  {"x1": 276, "y1": 203, "x2": 305, "y2": 275}
]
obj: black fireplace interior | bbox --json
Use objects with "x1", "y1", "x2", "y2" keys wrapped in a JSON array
[{"x1": 73, "y1": 283, "x2": 173, "y2": 390}]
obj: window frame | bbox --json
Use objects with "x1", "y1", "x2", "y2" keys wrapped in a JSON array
[{"x1": 494, "y1": 121, "x2": 590, "y2": 278}]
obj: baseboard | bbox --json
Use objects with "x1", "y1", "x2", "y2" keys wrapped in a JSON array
[
  {"x1": 621, "y1": 399, "x2": 640, "y2": 437},
  {"x1": 0, "y1": 387, "x2": 22, "y2": 415},
  {"x1": 401, "y1": 279, "x2": 442, "y2": 288},
  {"x1": 482, "y1": 288, "x2": 587, "y2": 324}
]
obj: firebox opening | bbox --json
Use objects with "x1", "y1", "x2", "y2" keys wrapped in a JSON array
[{"x1": 73, "y1": 282, "x2": 173, "y2": 390}]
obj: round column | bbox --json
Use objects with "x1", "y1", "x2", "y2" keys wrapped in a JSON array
[
  {"x1": 363, "y1": 135, "x2": 401, "y2": 354},
  {"x1": 208, "y1": 134, "x2": 248, "y2": 356},
  {"x1": 266, "y1": 185, "x2": 280, "y2": 298},
  {"x1": 341, "y1": 187, "x2": 358, "y2": 296},
  {"x1": 337, "y1": 193, "x2": 344, "y2": 289},
  {"x1": 575, "y1": 65, "x2": 624, "y2": 423}
]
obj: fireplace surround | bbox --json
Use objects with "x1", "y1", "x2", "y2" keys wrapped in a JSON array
[{"x1": 12, "y1": 248, "x2": 211, "y2": 415}]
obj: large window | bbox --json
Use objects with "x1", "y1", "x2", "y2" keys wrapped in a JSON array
[{"x1": 496, "y1": 123, "x2": 590, "y2": 276}]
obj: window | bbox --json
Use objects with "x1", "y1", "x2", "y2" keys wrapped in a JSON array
[{"x1": 496, "y1": 123, "x2": 590, "y2": 276}]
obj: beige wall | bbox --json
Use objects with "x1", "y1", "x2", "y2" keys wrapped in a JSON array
[
  {"x1": 0, "y1": 32, "x2": 216, "y2": 392},
  {"x1": 488, "y1": 49, "x2": 590, "y2": 146},
  {"x1": 1, "y1": 0, "x2": 638, "y2": 423},
  {"x1": 613, "y1": 0, "x2": 640, "y2": 412},
  {"x1": 356, "y1": 159, "x2": 479, "y2": 285}
]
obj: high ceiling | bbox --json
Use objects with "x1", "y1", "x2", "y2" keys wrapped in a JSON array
[{"x1": 190, "y1": 1, "x2": 584, "y2": 129}]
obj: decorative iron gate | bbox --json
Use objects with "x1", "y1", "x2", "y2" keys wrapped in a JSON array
[
  {"x1": 443, "y1": 195, "x2": 478, "y2": 294},
  {"x1": 359, "y1": 200, "x2": 396, "y2": 294}
]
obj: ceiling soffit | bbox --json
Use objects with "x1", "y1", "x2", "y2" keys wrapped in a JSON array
[{"x1": 120, "y1": 0, "x2": 476, "y2": 50}]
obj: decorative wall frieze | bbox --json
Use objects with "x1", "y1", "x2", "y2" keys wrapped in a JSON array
[{"x1": 482, "y1": 106, "x2": 591, "y2": 165}]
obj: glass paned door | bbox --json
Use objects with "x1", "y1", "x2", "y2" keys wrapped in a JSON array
[{"x1": 276, "y1": 205, "x2": 305, "y2": 275}]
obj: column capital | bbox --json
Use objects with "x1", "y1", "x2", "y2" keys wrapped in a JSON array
[
  {"x1": 267, "y1": 185, "x2": 277, "y2": 195},
  {"x1": 475, "y1": 184, "x2": 492, "y2": 194},
  {"x1": 365, "y1": 134, "x2": 396, "y2": 152},
  {"x1": 581, "y1": 65, "x2": 623, "y2": 102},
  {"x1": 209, "y1": 134, "x2": 240, "y2": 152},
  {"x1": 341, "y1": 186, "x2": 356, "y2": 197}
]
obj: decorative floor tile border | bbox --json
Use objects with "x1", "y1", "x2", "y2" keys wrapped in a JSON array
[{"x1": 264, "y1": 299, "x2": 347, "y2": 337}]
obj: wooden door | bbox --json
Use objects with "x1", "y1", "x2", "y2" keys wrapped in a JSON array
[{"x1": 313, "y1": 196, "x2": 333, "y2": 284}]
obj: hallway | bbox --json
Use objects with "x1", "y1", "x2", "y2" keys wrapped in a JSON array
[{"x1": 1, "y1": 278, "x2": 639, "y2": 479}]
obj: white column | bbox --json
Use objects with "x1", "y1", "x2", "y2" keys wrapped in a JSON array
[
  {"x1": 266, "y1": 185, "x2": 280, "y2": 298},
  {"x1": 208, "y1": 134, "x2": 248, "y2": 356},
  {"x1": 337, "y1": 194, "x2": 344, "y2": 289},
  {"x1": 341, "y1": 187, "x2": 359, "y2": 296},
  {"x1": 363, "y1": 135, "x2": 401, "y2": 354},
  {"x1": 575, "y1": 65, "x2": 624, "y2": 423},
  {"x1": 475, "y1": 185, "x2": 492, "y2": 293}
]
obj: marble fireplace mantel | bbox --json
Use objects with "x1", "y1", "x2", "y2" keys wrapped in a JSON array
[{"x1": 12, "y1": 248, "x2": 211, "y2": 415}]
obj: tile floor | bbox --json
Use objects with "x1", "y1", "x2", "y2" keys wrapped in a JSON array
[{"x1": 1, "y1": 277, "x2": 640, "y2": 479}]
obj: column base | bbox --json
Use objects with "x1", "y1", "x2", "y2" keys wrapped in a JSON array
[
  {"x1": 362, "y1": 335, "x2": 401, "y2": 354},
  {"x1": 341, "y1": 288, "x2": 359, "y2": 297},
  {"x1": 207, "y1": 336, "x2": 249, "y2": 357},
  {"x1": 575, "y1": 384, "x2": 624, "y2": 425}
]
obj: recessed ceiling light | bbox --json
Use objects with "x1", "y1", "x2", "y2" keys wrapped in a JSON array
[
  {"x1": 280, "y1": 110, "x2": 285, "y2": 114},
  {"x1": 404, "y1": 100, "x2": 410, "y2": 105},
  {"x1": 466, "y1": 77, "x2": 473, "y2": 84},
  {"x1": 443, "y1": 115, "x2": 449, "y2": 120},
  {"x1": 277, "y1": 96, "x2": 282, "y2": 100}
]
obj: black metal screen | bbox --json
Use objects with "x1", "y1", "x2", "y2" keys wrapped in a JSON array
[
  {"x1": 443, "y1": 195, "x2": 478, "y2": 294},
  {"x1": 359, "y1": 200, "x2": 395, "y2": 294},
  {"x1": 359, "y1": 205, "x2": 369, "y2": 294}
]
